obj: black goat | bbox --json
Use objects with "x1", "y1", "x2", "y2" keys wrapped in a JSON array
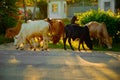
[{"x1": 63, "y1": 24, "x2": 93, "y2": 51}]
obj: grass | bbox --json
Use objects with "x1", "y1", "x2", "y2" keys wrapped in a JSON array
[
  {"x1": 48, "y1": 39, "x2": 120, "y2": 52},
  {"x1": 93, "y1": 44, "x2": 120, "y2": 52}
]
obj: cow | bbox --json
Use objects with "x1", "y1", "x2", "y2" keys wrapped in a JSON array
[
  {"x1": 45, "y1": 18, "x2": 65, "y2": 44},
  {"x1": 63, "y1": 24, "x2": 93, "y2": 51},
  {"x1": 5, "y1": 15, "x2": 23, "y2": 38},
  {"x1": 86, "y1": 21, "x2": 112, "y2": 49},
  {"x1": 70, "y1": 16, "x2": 112, "y2": 49},
  {"x1": 14, "y1": 20, "x2": 51, "y2": 50}
]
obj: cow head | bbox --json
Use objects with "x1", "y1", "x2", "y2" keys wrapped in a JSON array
[
  {"x1": 14, "y1": 35, "x2": 23, "y2": 49},
  {"x1": 84, "y1": 38, "x2": 93, "y2": 50},
  {"x1": 71, "y1": 16, "x2": 79, "y2": 24},
  {"x1": 104, "y1": 36, "x2": 112, "y2": 49}
]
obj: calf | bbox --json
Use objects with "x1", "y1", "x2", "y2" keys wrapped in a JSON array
[
  {"x1": 63, "y1": 24, "x2": 93, "y2": 51},
  {"x1": 5, "y1": 15, "x2": 23, "y2": 38}
]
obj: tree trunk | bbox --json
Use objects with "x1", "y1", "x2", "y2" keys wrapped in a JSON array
[
  {"x1": 23, "y1": 0, "x2": 27, "y2": 22},
  {"x1": 32, "y1": 0, "x2": 37, "y2": 20}
]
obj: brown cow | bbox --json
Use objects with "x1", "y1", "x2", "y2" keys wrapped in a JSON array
[
  {"x1": 45, "y1": 18, "x2": 65, "y2": 44},
  {"x1": 5, "y1": 15, "x2": 23, "y2": 38},
  {"x1": 86, "y1": 21, "x2": 112, "y2": 49}
]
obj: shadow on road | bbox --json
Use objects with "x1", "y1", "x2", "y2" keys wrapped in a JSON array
[{"x1": 0, "y1": 49, "x2": 120, "y2": 80}]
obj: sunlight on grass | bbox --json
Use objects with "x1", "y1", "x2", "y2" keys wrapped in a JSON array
[{"x1": 49, "y1": 38, "x2": 90, "y2": 50}]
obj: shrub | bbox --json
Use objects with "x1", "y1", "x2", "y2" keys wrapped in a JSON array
[
  {"x1": 0, "y1": 15, "x2": 17, "y2": 34},
  {"x1": 0, "y1": 0, "x2": 18, "y2": 34},
  {"x1": 0, "y1": 35, "x2": 13, "y2": 44},
  {"x1": 37, "y1": 0, "x2": 47, "y2": 19}
]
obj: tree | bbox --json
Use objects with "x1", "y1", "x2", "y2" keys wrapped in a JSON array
[
  {"x1": 22, "y1": 0, "x2": 37, "y2": 21},
  {"x1": 23, "y1": 0, "x2": 27, "y2": 22},
  {"x1": 37, "y1": 0, "x2": 47, "y2": 19},
  {"x1": 32, "y1": 0, "x2": 37, "y2": 20},
  {"x1": 0, "y1": 0, "x2": 18, "y2": 34}
]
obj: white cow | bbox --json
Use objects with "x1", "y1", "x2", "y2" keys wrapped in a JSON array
[{"x1": 14, "y1": 20, "x2": 50, "y2": 50}]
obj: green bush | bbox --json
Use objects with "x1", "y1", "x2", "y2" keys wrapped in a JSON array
[
  {"x1": 37, "y1": 0, "x2": 48, "y2": 19},
  {"x1": 0, "y1": 35, "x2": 13, "y2": 44},
  {"x1": 0, "y1": 15, "x2": 17, "y2": 34},
  {"x1": 0, "y1": 0, "x2": 18, "y2": 34},
  {"x1": 75, "y1": 9, "x2": 120, "y2": 43}
]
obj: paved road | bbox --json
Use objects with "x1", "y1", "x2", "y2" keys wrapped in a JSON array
[{"x1": 0, "y1": 48, "x2": 120, "y2": 80}]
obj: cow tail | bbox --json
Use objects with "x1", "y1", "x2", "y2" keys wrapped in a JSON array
[{"x1": 63, "y1": 26, "x2": 66, "y2": 39}]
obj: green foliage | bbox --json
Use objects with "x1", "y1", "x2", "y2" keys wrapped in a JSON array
[
  {"x1": 62, "y1": 18, "x2": 70, "y2": 25},
  {"x1": 0, "y1": 15, "x2": 17, "y2": 34},
  {"x1": 0, "y1": 0, "x2": 18, "y2": 34},
  {"x1": 0, "y1": 35, "x2": 13, "y2": 44},
  {"x1": 75, "y1": 9, "x2": 120, "y2": 43}
]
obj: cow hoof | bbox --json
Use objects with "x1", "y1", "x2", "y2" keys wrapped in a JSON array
[
  {"x1": 33, "y1": 48, "x2": 36, "y2": 51},
  {"x1": 64, "y1": 49, "x2": 66, "y2": 50},
  {"x1": 41, "y1": 48, "x2": 44, "y2": 51},
  {"x1": 16, "y1": 47, "x2": 19, "y2": 50},
  {"x1": 64, "y1": 47, "x2": 67, "y2": 50},
  {"x1": 29, "y1": 46, "x2": 33, "y2": 49},
  {"x1": 41, "y1": 48, "x2": 48, "y2": 51},
  {"x1": 72, "y1": 49, "x2": 74, "y2": 51},
  {"x1": 20, "y1": 48, "x2": 24, "y2": 50}
]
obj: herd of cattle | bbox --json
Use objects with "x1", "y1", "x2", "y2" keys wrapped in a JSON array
[{"x1": 5, "y1": 15, "x2": 112, "y2": 51}]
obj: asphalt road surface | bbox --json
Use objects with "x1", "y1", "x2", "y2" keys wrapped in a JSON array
[{"x1": 0, "y1": 43, "x2": 120, "y2": 80}]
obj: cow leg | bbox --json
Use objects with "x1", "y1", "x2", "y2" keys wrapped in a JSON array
[
  {"x1": 82, "y1": 41, "x2": 85, "y2": 50},
  {"x1": 81, "y1": 42, "x2": 85, "y2": 50},
  {"x1": 26, "y1": 38, "x2": 33, "y2": 49},
  {"x1": 16, "y1": 46, "x2": 19, "y2": 49},
  {"x1": 16, "y1": 43, "x2": 24, "y2": 50},
  {"x1": 78, "y1": 39, "x2": 81, "y2": 51},
  {"x1": 99, "y1": 38, "x2": 103, "y2": 48},
  {"x1": 78, "y1": 39, "x2": 85, "y2": 51},
  {"x1": 63, "y1": 37, "x2": 67, "y2": 50},
  {"x1": 68, "y1": 38, "x2": 74, "y2": 50},
  {"x1": 42, "y1": 35, "x2": 49, "y2": 51}
]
